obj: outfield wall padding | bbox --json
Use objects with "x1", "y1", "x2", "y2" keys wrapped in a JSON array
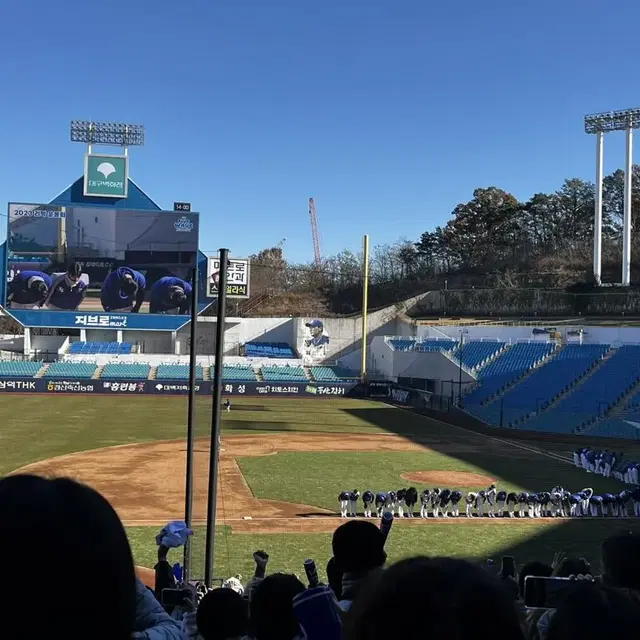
[{"x1": 0, "y1": 378, "x2": 357, "y2": 396}]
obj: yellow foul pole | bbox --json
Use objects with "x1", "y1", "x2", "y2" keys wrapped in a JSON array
[{"x1": 360, "y1": 234, "x2": 370, "y2": 382}]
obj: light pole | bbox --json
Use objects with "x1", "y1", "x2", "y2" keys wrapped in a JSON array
[
  {"x1": 70, "y1": 120, "x2": 145, "y2": 152},
  {"x1": 584, "y1": 108, "x2": 640, "y2": 286}
]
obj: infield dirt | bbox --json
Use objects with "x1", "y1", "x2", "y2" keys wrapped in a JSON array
[{"x1": 13, "y1": 432, "x2": 539, "y2": 534}]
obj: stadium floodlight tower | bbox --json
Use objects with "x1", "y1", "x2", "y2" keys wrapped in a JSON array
[
  {"x1": 585, "y1": 108, "x2": 640, "y2": 286},
  {"x1": 70, "y1": 120, "x2": 145, "y2": 155}
]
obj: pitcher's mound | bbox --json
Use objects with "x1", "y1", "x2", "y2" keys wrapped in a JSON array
[{"x1": 401, "y1": 471, "x2": 495, "y2": 487}]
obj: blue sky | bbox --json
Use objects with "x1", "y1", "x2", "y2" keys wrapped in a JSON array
[{"x1": 1, "y1": 0, "x2": 639, "y2": 263}]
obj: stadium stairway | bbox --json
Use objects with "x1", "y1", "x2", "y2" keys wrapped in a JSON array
[
  {"x1": 605, "y1": 376, "x2": 640, "y2": 417},
  {"x1": 535, "y1": 347, "x2": 615, "y2": 415},
  {"x1": 149, "y1": 367, "x2": 158, "y2": 380},
  {"x1": 494, "y1": 345, "x2": 612, "y2": 429},
  {"x1": 256, "y1": 368, "x2": 264, "y2": 382},
  {"x1": 304, "y1": 366, "x2": 315, "y2": 381},
  {"x1": 35, "y1": 365, "x2": 48, "y2": 378},
  {"x1": 203, "y1": 366, "x2": 211, "y2": 381},
  {"x1": 93, "y1": 366, "x2": 104, "y2": 379},
  {"x1": 451, "y1": 340, "x2": 508, "y2": 373},
  {"x1": 470, "y1": 344, "x2": 558, "y2": 407}
]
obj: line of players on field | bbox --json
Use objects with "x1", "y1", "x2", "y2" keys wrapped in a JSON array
[
  {"x1": 8, "y1": 264, "x2": 193, "y2": 314},
  {"x1": 574, "y1": 447, "x2": 640, "y2": 484},
  {"x1": 339, "y1": 484, "x2": 640, "y2": 519}
]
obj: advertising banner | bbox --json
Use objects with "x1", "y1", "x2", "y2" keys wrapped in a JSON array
[
  {"x1": 7, "y1": 309, "x2": 192, "y2": 331},
  {"x1": 0, "y1": 378, "x2": 357, "y2": 396},
  {"x1": 207, "y1": 257, "x2": 250, "y2": 299}
]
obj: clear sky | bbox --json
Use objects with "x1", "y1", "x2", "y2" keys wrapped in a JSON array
[{"x1": 1, "y1": 0, "x2": 639, "y2": 263}]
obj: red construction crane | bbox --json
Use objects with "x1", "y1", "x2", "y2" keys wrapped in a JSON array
[{"x1": 309, "y1": 197, "x2": 322, "y2": 265}]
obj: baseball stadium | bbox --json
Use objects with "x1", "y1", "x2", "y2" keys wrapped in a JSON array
[{"x1": 4, "y1": 120, "x2": 640, "y2": 591}]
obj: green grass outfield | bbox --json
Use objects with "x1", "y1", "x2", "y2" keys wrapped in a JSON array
[{"x1": 2, "y1": 394, "x2": 639, "y2": 580}]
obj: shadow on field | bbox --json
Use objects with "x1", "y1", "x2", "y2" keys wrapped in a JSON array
[
  {"x1": 344, "y1": 405, "x2": 640, "y2": 569},
  {"x1": 479, "y1": 519, "x2": 640, "y2": 574}
]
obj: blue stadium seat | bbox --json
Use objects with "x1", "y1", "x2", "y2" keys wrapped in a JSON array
[
  {"x1": 69, "y1": 341, "x2": 132, "y2": 355},
  {"x1": 215, "y1": 365, "x2": 257, "y2": 381},
  {"x1": 520, "y1": 345, "x2": 640, "y2": 434},
  {"x1": 311, "y1": 366, "x2": 356, "y2": 382},
  {"x1": 156, "y1": 364, "x2": 203, "y2": 380},
  {"x1": 101, "y1": 363, "x2": 150, "y2": 380},
  {"x1": 455, "y1": 341, "x2": 505, "y2": 371},
  {"x1": 46, "y1": 361, "x2": 97, "y2": 379},
  {"x1": 470, "y1": 344, "x2": 609, "y2": 427},
  {"x1": 245, "y1": 342, "x2": 296, "y2": 359},
  {"x1": 388, "y1": 338, "x2": 457, "y2": 353},
  {"x1": 464, "y1": 342, "x2": 556, "y2": 408},
  {"x1": 0, "y1": 360, "x2": 43, "y2": 377},
  {"x1": 261, "y1": 365, "x2": 308, "y2": 381},
  {"x1": 583, "y1": 418, "x2": 640, "y2": 440}
]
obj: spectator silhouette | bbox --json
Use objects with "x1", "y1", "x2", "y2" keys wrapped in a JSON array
[
  {"x1": 547, "y1": 584, "x2": 640, "y2": 640},
  {"x1": 602, "y1": 532, "x2": 640, "y2": 590},
  {"x1": 518, "y1": 562, "x2": 553, "y2": 600},
  {"x1": 345, "y1": 556, "x2": 524, "y2": 640},
  {"x1": 250, "y1": 573, "x2": 306, "y2": 640},
  {"x1": 331, "y1": 520, "x2": 386, "y2": 610},
  {"x1": 0, "y1": 474, "x2": 138, "y2": 639},
  {"x1": 326, "y1": 556, "x2": 344, "y2": 600},
  {"x1": 194, "y1": 588, "x2": 249, "y2": 640}
]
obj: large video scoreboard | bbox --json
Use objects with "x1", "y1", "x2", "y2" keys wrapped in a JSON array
[{"x1": 5, "y1": 203, "x2": 201, "y2": 330}]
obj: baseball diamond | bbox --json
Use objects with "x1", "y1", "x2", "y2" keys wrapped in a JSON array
[{"x1": 3, "y1": 394, "x2": 640, "y2": 581}]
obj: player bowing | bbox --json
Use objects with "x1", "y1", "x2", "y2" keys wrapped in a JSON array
[
  {"x1": 43, "y1": 262, "x2": 88, "y2": 311},
  {"x1": 101, "y1": 267, "x2": 146, "y2": 313},
  {"x1": 8, "y1": 270, "x2": 52, "y2": 309},
  {"x1": 150, "y1": 276, "x2": 192, "y2": 314}
]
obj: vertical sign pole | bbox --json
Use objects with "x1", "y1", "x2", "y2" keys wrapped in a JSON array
[
  {"x1": 183, "y1": 266, "x2": 199, "y2": 583},
  {"x1": 204, "y1": 249, "x2": 229, "y2": 587}
]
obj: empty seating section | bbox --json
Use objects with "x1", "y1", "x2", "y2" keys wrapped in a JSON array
[
  {"x1": 101, "y1": 363, "x2": 150, "y2": 379},
  {"x1": 583, "y1": 418, "x2": 640, "y2": 440},
  {"x1": 310, "y1": 366, "x2": 340, "y2": 381},
  {"x1": 156, "y1": 364, "x2": 203, "y2": 380},
  {"x1": 262, "y1": 365, "x2": 308, "y2": 381},
  {"x1": 388, "y1": 338, "x2": 456, "y2": 352},
  {"x1": 619, "y1": 389, "x2": 640, "y2": 422},
  {"x1": 522, "y1": 345, "x2": 640, "y2": 434},
  {"x1": 0, "y1": 360, "x2": 42, "y2": 377},
  {"x1": 475, "y1": 344, "x2": 609, "y2": 427},
  {"x1": 388, "y1": 338, "x2": 418, "y2": 351},
  {"x1": 311, "y1": 366, "x2": 356, "y2": 381},
  {"x1": 415, "y1": 339, "x2": 457, "y2": 353},
  {"x1": 220, "y1": 365, "x2": 257, "y2": 381},
  {"x1": 46, "y1": 361, "x2": 97, "y2": 378},
  {"x1": 456, "y1": 341, "x2": 504, "y2": 370},
  {"x1": 464, "y1": 342, "x2": 556, "y2": 405},
  {"x1": 245, "y1": 342, "x2": 296, "y2": 358},
  {"x1": 69, "y1": 341, "x2": 132, "y2": 355}
]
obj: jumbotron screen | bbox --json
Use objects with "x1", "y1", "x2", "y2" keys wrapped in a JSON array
[{"x1": 5, "y1": 203, "x2": 199, "y2": 316}]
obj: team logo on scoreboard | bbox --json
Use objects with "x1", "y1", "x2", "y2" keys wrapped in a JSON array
[{"x1": 174, "y1": 216, "x2": 194, "y2": 232}]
